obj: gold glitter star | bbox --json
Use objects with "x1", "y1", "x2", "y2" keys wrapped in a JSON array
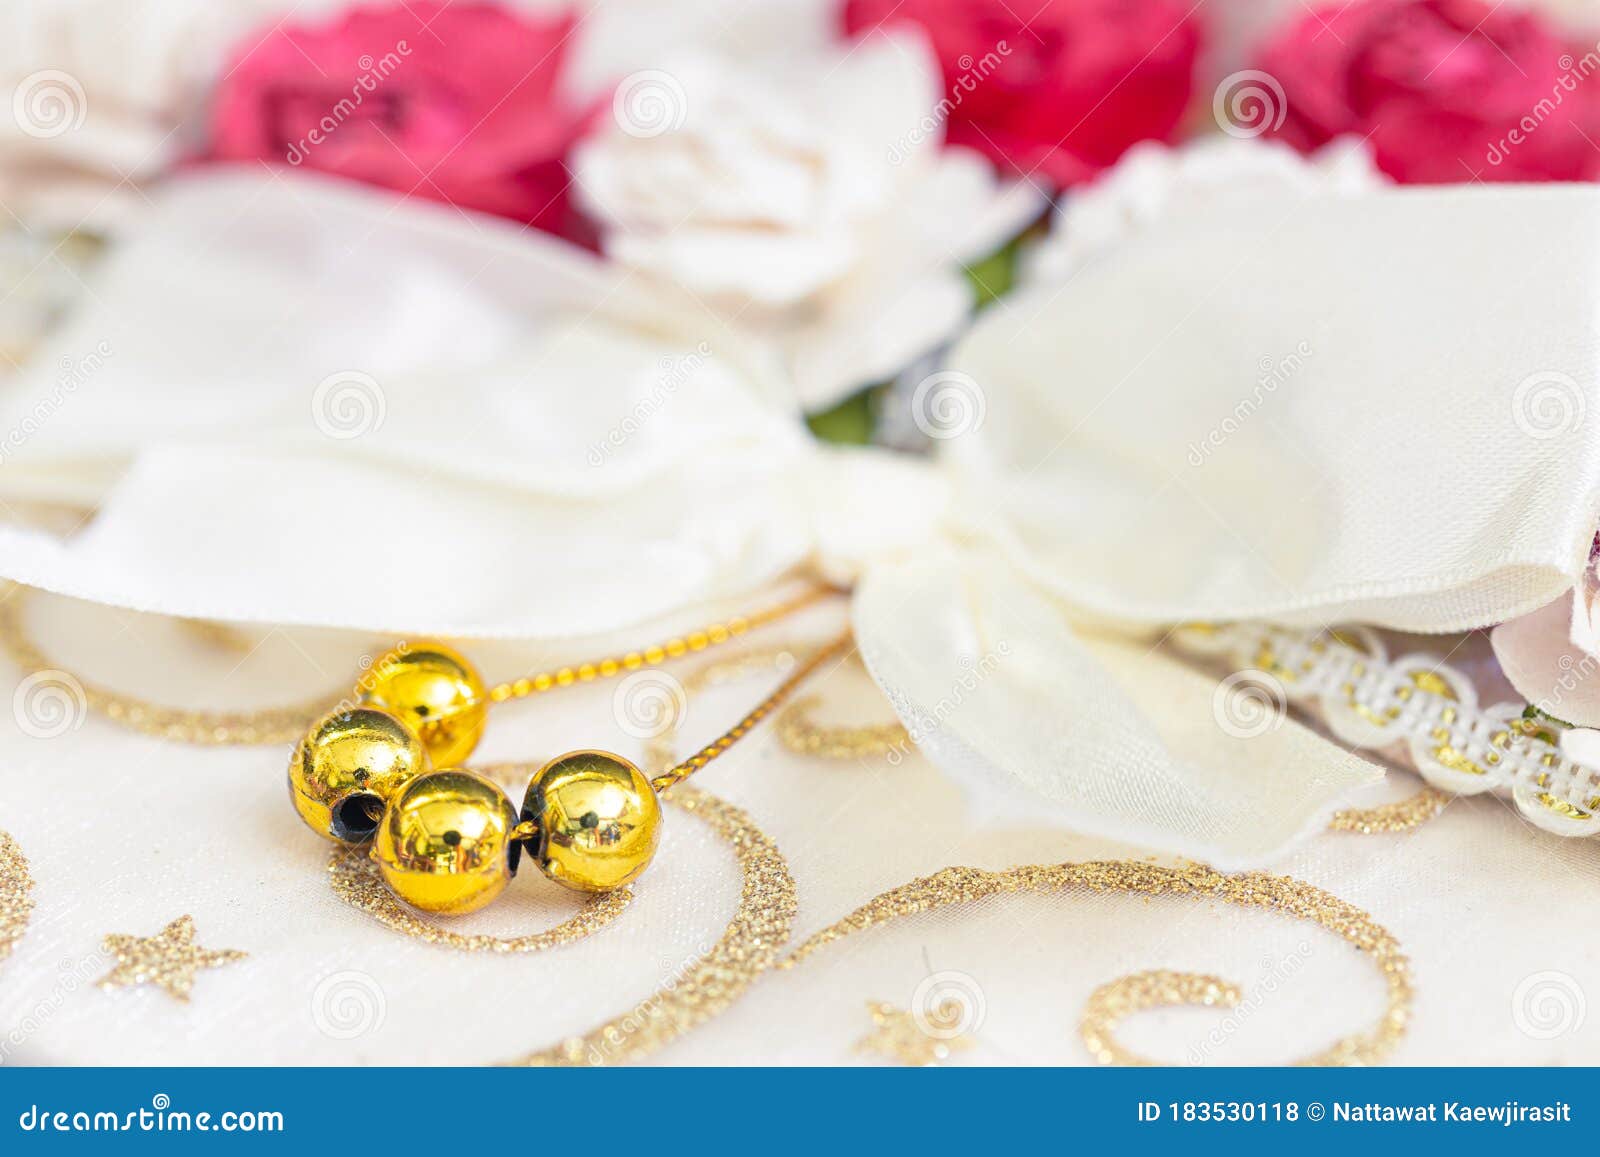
[
  {"x1": 97, "y1": 916, "x2": 246, "y2": 1001},
  {"x1": 855, "y1": 1001, "x2": 973, "y2": 1066}
]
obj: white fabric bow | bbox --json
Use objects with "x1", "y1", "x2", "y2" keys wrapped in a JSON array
[{"x1": 2, "y1": 165, "x2": 1596, "y2": 868}]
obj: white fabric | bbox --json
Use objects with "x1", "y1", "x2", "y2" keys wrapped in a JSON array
[
  {"x1": 1023, "y1": 136, "x2": 1385, "y2": 287},
  {"x1": 0, "y1": 171, "x2": 821, "y2": 638},
  {"x1": 854, "y1": 552, "x2": 1380, "y2": 870},
  {"x1": 952, "y1": 183, "x2": 1600, "y2": 634}
]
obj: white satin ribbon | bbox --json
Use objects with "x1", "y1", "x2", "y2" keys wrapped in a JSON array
[
  {"x1": 0, "y1": 171, "x2": 824, "y2": 636},
  {"x1": 946, "y1": 184, "x2": 1600, "y2": 634},
  {"x1": 3, "y1": 172, "x2": 1596, "y2": 867},
  {"x1": 854, "y1": 551, "x2": 1382, "y2": 869}
]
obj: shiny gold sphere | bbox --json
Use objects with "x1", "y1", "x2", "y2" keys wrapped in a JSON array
[
  {"x1": 289, "y1": 707, "x2": 431, "y2": 844},
  {"x1": 360, "y1": 642, "x2": 488, "y2": 768},
  {"x1": 522, "y1": 750, "x2": 662, "y2": 893},
  {"x1": 374, "y1": 769, "x2": 521, "y2": 915}
]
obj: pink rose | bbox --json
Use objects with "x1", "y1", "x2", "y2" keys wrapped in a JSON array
[
  {"x1": 208, "y1": 3, "x2": 587, "y2": 229},
  {"x1": 842, "y1": 0, "x2": 1201, "y2": 187},
  {"x1": 1258, "y1": 0, "x2": 1600, "y2": 183}
]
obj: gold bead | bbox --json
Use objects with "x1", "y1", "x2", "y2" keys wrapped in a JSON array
[
  {"x1": 523, "y1": 750, "x2": 662, "y2": 893},
  {"x1": 374, "y1": 769, "x2": 521, "y2": 915},
  {"x1": 360, "y1": 642, "x2": 488, "y2": 768},
  {"x1": 288, "y1": 707, "x2": 431, "y2": 844}
]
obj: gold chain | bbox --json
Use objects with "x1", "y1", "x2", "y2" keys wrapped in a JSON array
[
  {"x1": 486, "y1": 584, "x2": 835, "y2": 703},
  {"x1": 0, "y1": 581, "x2": 839, "y2": 746},
  {"x1": 651, "y1": 632, "x2": 851, "y2": 792}
]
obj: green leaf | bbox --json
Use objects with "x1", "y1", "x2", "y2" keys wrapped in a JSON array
[
  {"x1": 964, "y1": 241, "x2": 1018, "y2": 308},
  {"x1": 805, "y1": 385, "x2": 878, "y2": 445}
]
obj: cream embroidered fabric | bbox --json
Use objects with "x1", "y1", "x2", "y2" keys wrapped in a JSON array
[
  {"x1": 0, "y1": 597, "x2": 1594, "y2": 1065},
  {"x1": 1, "y1": 173, "x2": 1599, "y2": 1065}
]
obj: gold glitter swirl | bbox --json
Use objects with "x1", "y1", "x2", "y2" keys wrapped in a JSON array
[
  {"x1": 1329, "y1": 786, "x2": 1449, "y2": 834},
  {"x1": 776, "y1": 694, "x2": 907, "y2": 759},
  {"x1": 1081, "y1": 971, "x2": 1240, "y2": 1065},
  {"x1": 328, "y1": 846, "x2": 634, "y2": 954},
  {"x1": 509, "y1": 787, "x2": 797, "y2": 1066},
  {"x1": 318, "y1": 656, "x2": 804, "y2": 1062},
  {"x1": 0, "y1": 584, "x2": 333, "y2": 745},
  {"x1": 0, "y1": 831, "x2": 35, "y2": 966},
  {"x1": 781, "y1": 861, "x2": 1412, "y2": 1067}
]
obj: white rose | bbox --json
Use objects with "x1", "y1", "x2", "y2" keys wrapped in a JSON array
[
  {"x1": 1024, "y1": 135, "x2": 1384, "y2": 286},
  {"x1": 0, "y1": 0, "x2": 278, "y2": 232},
  {"x1": 574, "y1": 29, "x2": 1042, "y2": 411}
]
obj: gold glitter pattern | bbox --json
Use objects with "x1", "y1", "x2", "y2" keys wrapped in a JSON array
[
  {"x1": 781, "y1": 862, "x2": 1412, "y2": 1066},
  {"x1": 97, "y1": 915, "x2": 247, "y2": 1001},
  {"x1": 855, "y1": 1001, "x2": 973, "y2": 1065},
  {"x1": 328, "y1": 846, "x2": 633, "y2": 953},
  {"x1": 0, "y1": 831, "x2": 35, "y2": 966},
  {"x1": 4, "y1": 605, "x2": 1417, "y2": 1064},
  {"x1": 508, "y1": 788, "x2": 797, "y2": 1066},
  {"x1": 777, "y1": 694, "x2": 907, "y2": 759},
  {"x1": 1330, "y1": 786, "x2": 1449, "y2": 834},
  {"x1": 1081, "y1": 971, "x2": 1240, "y2": 1065},
  {"x1": 0, "y1": 584, "x2": 331, "y2": 745}
]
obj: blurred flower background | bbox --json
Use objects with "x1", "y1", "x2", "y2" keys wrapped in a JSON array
[{"x1": 2, "y1": 0, "x2": 1598, "y2": 425}]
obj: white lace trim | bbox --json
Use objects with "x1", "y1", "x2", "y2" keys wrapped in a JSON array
[{"x1": 1173, "y1": 623, "x2": 1600, "y2": 837}]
